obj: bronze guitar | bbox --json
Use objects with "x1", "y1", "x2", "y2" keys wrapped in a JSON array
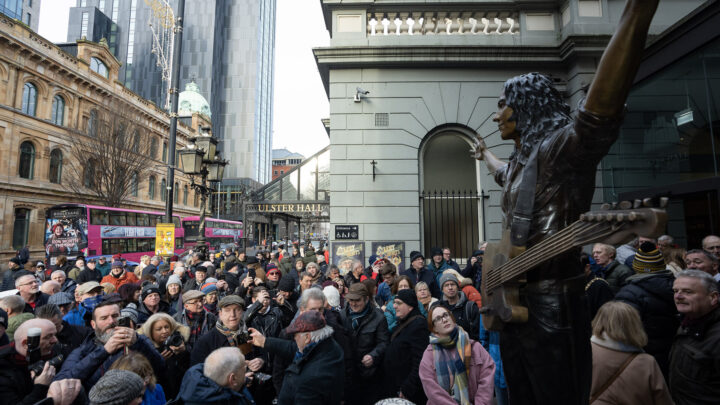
[{"x1": 480, "y1": 203, "x2": 667, "y2": 331}]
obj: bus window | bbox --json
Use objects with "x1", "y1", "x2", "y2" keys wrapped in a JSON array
[
  {"x1": 137, "y1": 213, "x2": 149, "y2": 227},
  {"x1": 126, "y1": 212, "x2": 137, "y2": 226},
  {"x1": 172, "y1": 217, "x2": 181, "y2": 227},
  {"x1": 110, "y1": 211, "x2": 126, "y2": 226},
  {"x1": 149, "y1": 215, "x2": 157, "y2": 227},
  {"x1": 127, "y1": 239, "x2": 137, "y2": 252},
  {"x1": 91, "y1": 209, "x2": 109, "y2": 225},
  {"x1": 176, "y1": 238, "x2": 183, "y2": 249}
]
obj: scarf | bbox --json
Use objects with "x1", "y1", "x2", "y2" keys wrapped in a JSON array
[
  {"x1": 204, "y1": 302, "x2": 217, "y2": 314},
  {"x1": 185, "y1": 310, "x2": 204, "y2": 340},
  {"x1": 349, "y1": 303, "x2": 371, "y2": 330},
  {"x1": 294, "y1": 341, "x2": 318, "y2": 362},
  {"x1": 429, "y1": 326, "x2": 472, "y2": 405},
  {"x1": 216, "y1": 321, "x2": 243, "y2": 347}
]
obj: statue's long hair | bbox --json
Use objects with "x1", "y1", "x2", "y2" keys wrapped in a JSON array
[{"x1": 503, "y1": 73, "x2": 572, "y2": 158}]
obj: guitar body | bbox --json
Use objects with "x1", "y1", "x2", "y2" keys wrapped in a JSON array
[{"x1": 481, "y1": 231, "x2": 529, "y2": 331}]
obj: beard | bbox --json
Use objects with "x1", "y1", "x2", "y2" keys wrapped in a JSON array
[{"x1": 95, "y1": 325, "x2": 116, "y2": 343}]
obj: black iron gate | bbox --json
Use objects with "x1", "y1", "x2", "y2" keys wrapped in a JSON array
[{"x1": 420, "y1": 190, "x2": 482, "y2": 264}]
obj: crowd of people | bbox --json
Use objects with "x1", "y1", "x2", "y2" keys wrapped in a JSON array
[{"x1": 0, "y1": 234, "x2": 717, "y2": 405}]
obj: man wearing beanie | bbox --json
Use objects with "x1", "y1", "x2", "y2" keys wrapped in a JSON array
[
  {"x1": 616, "y1": 241, "x2": 678, "y2": 377},
  {"x1": 101, "y1": 261, "x2": 139, "y2": 290},
  {"x1": 402, "y1": 251, "x2": 441, "y2": 298},
  {"x1": 426, "y1": 247, "x2": 451, "y2": 286},
  {"x1": 136, "y1": 283, "x2": 174, "y2": 325},
  {"x1": 382, "y1": 289, "x2": 428, "y2": 404},
  {"x1": 184, "y1": 265, "x2": 208, "y2": 292},
  {"x1": 439, "y1": 273, "x2": 479, "y2": 337},
  {"x1": 88, "y1": 369, "x2": 145, "y2": 405}
]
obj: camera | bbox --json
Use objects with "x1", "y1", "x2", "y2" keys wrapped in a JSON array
[
  {"x1": 117, "y1": 316, "x2": 132, "y2": 328},
  {"x1": 27, "y1": 327, "x2": 65, "y2": 376},
  {"x1": 161, "y1": 332, "x2": 185, "y2": 351}
]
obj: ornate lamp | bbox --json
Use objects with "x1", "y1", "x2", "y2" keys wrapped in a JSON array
[
  {"x1": 194, "y1": 130, "x2": 217, "y2": 161},
  {"x1": 179, "y1": 146, "x2": 204, "y2": 174}
]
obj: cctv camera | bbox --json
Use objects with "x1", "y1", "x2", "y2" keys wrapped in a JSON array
[{"x1": 356, "y1": 87, "x2": 370, "y2": 95}]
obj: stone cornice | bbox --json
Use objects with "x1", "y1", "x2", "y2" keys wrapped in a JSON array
[{"x1": 313, "y1": 34, "x2": 611, "y2": 94}]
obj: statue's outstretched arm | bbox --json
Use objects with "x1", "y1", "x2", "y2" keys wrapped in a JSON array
[
  {"x1": 584, "y1": 0, "x2": 660, "y2": 117},
  {"x1": 471, "y1": 136, "x2": 507, "y2": 173}
]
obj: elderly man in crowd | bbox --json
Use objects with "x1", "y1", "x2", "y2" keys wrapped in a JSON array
[
  {"x1": 178, "y1": 347, "x2": 254, "y2": 405},
  {"x1": 51, "y1": 270, "x2": 77, "y2": 296},
  {"x1": 55, "y1": 300, "x2": 164, "y2": 391},
  {"x1": 101, "y1": 260, "x2": 140, "y2": 290},
  {"x1": 16, "y1": 274, "x2": 49, "y2": 314},
  {"x1": 174, "y1": 289, "x2": 218, "y2": 351},
  {"x1": 40, "y1": 280, "x2": 61, "y2": 296},
  {"x1": 402, "y1": 251, "x2": 440, "y2": 298},
  {"x1": 191, "y1": 295, "x2": 251, "y2": 365},
  {"x1": 0, "y1": 295, "x2": 34, "y2": 341},
  {"x1": 76, "y1": 258, "x2": 102, "y2": 284},
  {"x1": 592, "y1": 243, "x2": 633, "y2": 293},
  {"x1": 249, "y1": 309, "x2": 345, "y2": 404},
  {"x1": 669, "y1": 270, "x2": 720, "y2": 404},
  {"x1": 685, "y1": 249, "x2": 720, "y2": 282},
  {"x1": 35, "y1": 303, "x2": 92, "y2": 359},
  {"x1": 702, "y1": 235, "x2": 720, "y2": 259}
]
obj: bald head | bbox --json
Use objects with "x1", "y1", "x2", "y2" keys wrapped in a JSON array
[
  {"x1": 14, "y1": 318, "x2": 57, "y2": 357},
  {"x1": 204, "y1": 347, "x2": 246, "y2": 390},
  {"x1": 40, "y1": 280, "x2": 61, "y2": 295},
  {"x1": 703, "y1": 235, "x2": 720, "y2": 258}
]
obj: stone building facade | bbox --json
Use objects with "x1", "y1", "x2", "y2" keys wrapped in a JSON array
[
  {"x1": 0, "y1": 14, "x2": 203, "y2": 262},
  {"x1": 315, "y1": 0, "x2": 706, "y2": 263}
]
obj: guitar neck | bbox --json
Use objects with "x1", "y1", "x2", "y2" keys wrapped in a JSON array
[{"x1": 485, "y1": 220, "x2": 617, "y2": 290}]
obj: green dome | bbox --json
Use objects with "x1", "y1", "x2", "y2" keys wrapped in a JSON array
[{"x1": 178, "y1": 81, "x2": 211, "y2": 117}]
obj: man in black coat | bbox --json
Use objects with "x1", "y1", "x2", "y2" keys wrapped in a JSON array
[
  {"x1": 249, "y1": 309, "x2": 345, "y2": 405},
  {"x1": 35, "y1": 304, "x2": 92, "y2": 359},
  {"x1": 382, "y1": 289, "x2": 429, "y2": 404},
  {"x1": 15, "y1": 274, "x2": 49, "y2": 314},
  {"x1": 339, "y1": 283, "x2": 390, "y2": 405},
  {"x1": 75, "y1": 258, "x2": 102, "y2": 284},
  {"x1": 401, "y1": 251, "x2": 441, "y2": 298},
  {"x1": 616, "y1": 242, "x2": 678, "y2": 378}
]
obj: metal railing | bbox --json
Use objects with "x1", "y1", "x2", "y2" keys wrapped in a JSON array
[{"x1": 420, "y1": 190, "x2": 482, "y2": 264}]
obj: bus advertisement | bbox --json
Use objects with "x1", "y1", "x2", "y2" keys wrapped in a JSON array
[{"x1": 182, "y1": 217, "x2": 243, "y2": 252}]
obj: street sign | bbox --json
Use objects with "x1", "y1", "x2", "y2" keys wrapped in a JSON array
[
  {"x1": 155, "y1": 223, "x2": 175, "y2": 256},
  {"x1": 335, "y1": 225, "x2": 359, "y2": 240}
]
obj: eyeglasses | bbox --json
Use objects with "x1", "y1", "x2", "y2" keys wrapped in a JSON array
[
  {"x1": 432, "y1": 312, "x2": 451, "y2": 324},
  {"x1": 267, "y1": 271, "x2": 280, "y2": 276},
  {"x1": 186, "y1": 300, "x2": 203, "y2": 306},
  {"x1": 18, "y1": 280, "x2": 39, "y2": 287}
]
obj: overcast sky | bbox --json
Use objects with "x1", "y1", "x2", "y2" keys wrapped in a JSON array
[{"x1": 38, "y1": 0, "x2": 330, "y2": 159}]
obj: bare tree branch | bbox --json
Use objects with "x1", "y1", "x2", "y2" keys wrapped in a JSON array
[{"x1": 65, "y1": 99, "x2": 155, "y2": 207}]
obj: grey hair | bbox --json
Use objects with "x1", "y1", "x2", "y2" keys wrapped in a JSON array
[
  {"x1": 15, "y1": 275, "x2": 35, "y2": 288},
  {"x1": 299, "y1": 287, "x2": 326, "y2": 309},
  {"x1": 676, "y1": 269, "x2": 719, "y2": 294},
  {"x1": 35, "y1": 304, "x2": 63, "y2": 320},
  {"x1": 0, "y1": 295, "x2": 26, "y2": 313},
  {"x1": 51, "y1": 270, "x2": 66, "y2": 279},
  {"x1": 415, "y1": 281, "x2": 429, "y2": 292},
  {"x1": 686, "y1": 249, "x2": 719, "y2": 264},
  {"x1": 204, "y1": 347, "x2": 245, "y2": 386},
  {"x1": 151, "y1": 256, "x2": 161, "y2": 262},
  {"x1": 306, "y1": 262, "x2": 318, "y2": 271},
  {"x1": 308, "y1": 325, "x2": 334, "y2": 343},
  {"x1": 658, "y1": 235, "x2": 674, "y2": 244},
  {"x1": 351, "y1": 260, "x2": 363, "y2": 271},
  {"x1": 594, "y1": 243, "x2": 616, "y2": 259}
]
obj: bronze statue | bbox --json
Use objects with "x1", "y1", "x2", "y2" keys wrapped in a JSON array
[{"x1": 472, "y1": 0, "x2": 660, "y2": 403}]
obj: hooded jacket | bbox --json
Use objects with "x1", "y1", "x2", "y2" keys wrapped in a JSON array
[
  {"x1": 176, "y1": 363, "x2": 254, "y2": 405},
  {"x1": 100, "y1": 269, "x2": 140, "y2": 290},
  {"x1": 383, "y1": 307, "x2": 429, "y2": 403}
]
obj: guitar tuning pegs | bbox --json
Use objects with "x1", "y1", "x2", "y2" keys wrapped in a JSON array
[
  {"x1": 618, "y1": 201, "x2": 632, "y2": 210},
  {"x1": 612, "y1": 202, "x2": 618, "y2": 209},
  {"x1": 616, "y1": 213, "x2": 625, "y2": 222},
  {"x1": 601, "y1": 203, "x2": 611, "y2": 210},
  {"x1": 643, "y1": 198, "x2": 652, "y2": 207},
  {"x1": 660, "y1": 197, "x2": 669, "y2": 208},
  {"x1": 628, "y1": 212, "x2": 638, "y2": 221},
  {"x1": 605, "y1": 213, "x2": 614, "y2": 222},
  {"x1": 634, "y1": 199, "x2": 642, "y2": 209}
]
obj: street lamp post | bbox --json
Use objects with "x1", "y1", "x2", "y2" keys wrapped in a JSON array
[{"x1": 179, "y1": 129, "x2": 227, "y2": 258}]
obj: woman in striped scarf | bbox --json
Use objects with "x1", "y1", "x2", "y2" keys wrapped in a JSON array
[{"x1": 419, "y1": 304, "x2": 496, "y2": 404}]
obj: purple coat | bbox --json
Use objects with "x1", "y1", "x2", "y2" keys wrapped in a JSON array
[{"x1": 419, "y1": 339, "x2": 495, "y2": 405}]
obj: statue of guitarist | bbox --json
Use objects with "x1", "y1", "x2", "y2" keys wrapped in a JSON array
[{"x1": 472, "y1": 0, "x2": 660, "y2": 403}]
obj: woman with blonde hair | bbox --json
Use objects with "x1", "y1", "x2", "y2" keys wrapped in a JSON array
[
  {"x1": 137, "y1": 312, "x2": 190, "y2": 400},
  {"x1": 110, "y1": 351, "x2": 165, "y2": 405},
  {"x1": 589, "y1": 301, "x2": 673, "y2": 404},
  {"x1": 415, "y1": 281, "x2": 439, "y2": 314},
  {"x1": 135, "y1": 255, "x2": 151, "y2": 278}
]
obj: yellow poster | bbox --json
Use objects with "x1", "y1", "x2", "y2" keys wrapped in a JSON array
[{"x1": 155, "y1": 223, "x2": 175, "y2": 256}]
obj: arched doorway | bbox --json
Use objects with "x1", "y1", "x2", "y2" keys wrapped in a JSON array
[{"x1": 420, "y1": 127, "x2": 483, "y2": 262}]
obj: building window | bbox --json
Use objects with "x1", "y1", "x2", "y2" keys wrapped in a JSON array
[
  {"x1": 131, "y1": 130, "x2": 140, "y2": 153},
  {"x1": 127, "y1": 0, "x2": 137, "y2": 63},
  {"x1": 148, "y1": 175, "x2": 156, "y2": 199},
  {"x1": 19, "y1": 141, "x2": 35, "y2": 179},
  {"x1": 49, "y1": 149, "x2": 63, "y2": 184},
  {"x1": 84, "y1": 159, "x2": 96, "y2": 188},
  {"x1": 162, "y1": 142, "x2": 168, "y2": 162},
  {"x1": 80, "y1": 11, "x2": 88, "y2": 38},
  {"x1": 24, "y1": 12, "x2": 30, "y2": 25},
  {"x1": 131, "y1": 171, "x2": 139, "y2": 197},
  {"x1": 88, "y1": 109, "x2": 98, "y2": 136},
  {"x1": 174, "y1": 182, "x2": 179, "y2": 202},
  {"x1": 160, "y1": 178, "x2": 167, "y2": 202},
  {"x1": 80, "y1": 0, "x2": 87, "y2": 6},
  {"x1": 150, "y1": 137, "x2": 159, "y2": 159},
  {"x1": 111, "y1": 0, "x2": 119, "y2": 22},
  {"x1": 183, "y1": 185, "x2": 188, "y2": 205},
  {"x1": 12, "y1": 208, "x2": 30, "y2": 250},
  {"x1": 21, "y1": 83, "x2": 37, "y2": 116},
  {"x1": 194, "y1": 192, "x2": 199, "y2": 207},
  {"x1": 51, "y1": 95, "x2": 65, "y2": 125},
  {"x1": 99, "y1": 0, "x2": 105, "y2": 11},
  {"x1": 90, "y1": 57, "x2": 109, "y2": 78}
]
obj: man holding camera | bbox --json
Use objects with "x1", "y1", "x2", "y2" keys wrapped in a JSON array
[
  {"x1": 0, "y1": 318, "x2": 82, "y2": 405},
  {"x1": 55, "y1": 300, "x2": 164, "y2": 391}
]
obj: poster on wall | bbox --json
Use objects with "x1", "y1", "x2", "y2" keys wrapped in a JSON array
[
  {"x1": 331, "y1": 242, "x2": 364, "y2": 276},
  {"x1": 370, "y1": 241, "x2": 405, "y2": 271},
  {"x1": 44, "y1": 207, "x2": 88, "y2": 259}
]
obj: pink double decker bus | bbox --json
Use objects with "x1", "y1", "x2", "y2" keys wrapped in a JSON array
[
  {"x1": 44, "y1": 203, "x2": 185, "y2": 264},
  {"x1": 181, "y1": 216, "x2": 243, "y2": 253}
]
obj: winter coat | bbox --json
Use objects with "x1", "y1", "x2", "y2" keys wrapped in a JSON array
[
  {"x1": 383, "y1": 309, "x2": 429, "y2": 404},
  {"x1": 669, "y1": 306, "x2": 720, "y2": 405},
  {"x1": 100, "y1": 270, "x2": 139, "y2": 290},
  {"x1": 0, "y1": 343, "x2": 49, "y2": 405},
  {"x1": 441, "y1": 291, "x2": 480, "y2": 339},
  {"x1": 142, "y1": 263, "x2": 159, "y2": 277},
  {"x1": 96, "y1": 261, "x2": 111, "y2": 277},
  {"x1": 76, "y1": 267, "x2": 102, "y2": 284},
  {"x1": 190, "y1": 327, "x2": 258, "y2": 367},
  {"x1": 55, "y1": 331, "x2": 164, "y2": 391},
  {"x1": 339, "y1": 304, "x2": 390, "y2": 381},
  {"x1": 138, "y1": 317, "x2": 191, "y2": 400},
  {"x1": 419, "y1": 339, "x2": 495, "y2": 405},
  {"x1": 174, "y1": 309, "x2": 217, "y2": 351},
  {"x1": 1, "y1": 268, "x2": 29, "y2": 292},
  {"x1": 55, "y1": 320, "x2": 92, "y2": 359},
  {"x1": 446, "y1": 258, "x2": 461, "y2": 271},
  {"x1": 20, "y1": 292, "x2": 50, "y2": 314},
  {"x1": 401, "y1": 266, "x2": 442, "y2": 299},
  {"x1": 176, "y1": 363, "x2": 254, "y2": 405},
  {"x1": 615, "y1": 270, "x2": 678, "y2": 377},
  {"x1": 60, "y1": 278, "x2": 77, "y2": 296},
  {"x1": 7, "y1": 313, "x2": 34, "y2": 341},
  {"x1": 265, "y1": 334, "x2": 345, "y2": 405},
  {"x1": 585, "y1": 276, "x2": 614, "y2": 320},
  {"x1": 427, "y1": 260, "x2": 451, "y2": 286},
  {"x1": 589, "y1": 338, "x2": 672, "y2": 405},
  {"x1": 136, "y1": 299, "x2": 175, "y2": 325},
  {"x1": 603, "y1": 261, "x2": 633, "y2": 294}
]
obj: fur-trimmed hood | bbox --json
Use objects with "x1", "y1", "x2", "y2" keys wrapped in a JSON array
[{"x1": 136, "y1": 312, "x2": 190, "y2": 348}]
